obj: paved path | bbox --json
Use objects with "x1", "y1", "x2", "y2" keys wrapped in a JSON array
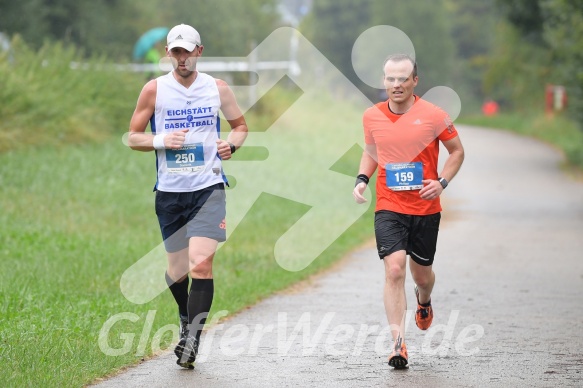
[{"x1": 93, "y1": 126, "x2": 583, "y2": 387}]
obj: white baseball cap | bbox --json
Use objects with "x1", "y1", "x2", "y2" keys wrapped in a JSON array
[{"x1": 167, "y1": 24, "x2": 201, "y2": 52}]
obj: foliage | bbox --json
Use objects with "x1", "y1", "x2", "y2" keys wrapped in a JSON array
[
  {"x1": 446, "y1": 0, "x2": 498, "y2": 112},
  {"x1": 488, "y1": 0, "x2": 583, "y2": 132},
  {"x1": 541, "y1": 0, "x2": 583, "y2": 131},
  {"x1": 302, "y1": 0, "x2": 468, "y2": 103},
  {"x1": 0, "y1": 35, "x2": 142, "y2": 152},
  {"x1": 495, "y1": 0, "x2": 546, "y2": 43},
  {"x1": 139, "y1": 0, "x2": 282, "y2": 57},
  {"x1": 369, "y1": 0, "x2": 455, "y2": 94},
  {"x1": 2, "y1": 0, "x2": 582, "y2": 124},
  {"x1": 300, "y1": 0, "x2": 373, "y2": 93},
  {"x1": 482, "y1": 22, "x2": 553, "y2": 111},
  {"x1": 0, "y1": 0, "x2": 139, "y2": 59},
  {"x1": 0, "y1": 0, "x2": 281, "y2": 60}
]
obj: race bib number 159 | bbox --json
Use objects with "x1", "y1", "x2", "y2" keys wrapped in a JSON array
[{"x1": 385, "y1": 162, "x2": 423, "y2": 191}]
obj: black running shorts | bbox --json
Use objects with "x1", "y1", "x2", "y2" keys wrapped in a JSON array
[
  {"x1": 374, "y1": 210, "x2": 441, "y2": 266},
  {"x1": 155, "y1": 183, "x2": 226, "y2": 252}
]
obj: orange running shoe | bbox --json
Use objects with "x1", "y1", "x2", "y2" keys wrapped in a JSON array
[
  {"x1": 388, "y1": 335, "x2": 408, "y2": 369},
  {"x1": 414, "y1": 285, "x2": 433, "y2": 330}
]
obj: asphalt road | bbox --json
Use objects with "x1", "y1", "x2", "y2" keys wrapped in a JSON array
[{"x1": 92, "y1": 125, "x2": 583, "y2": 387}]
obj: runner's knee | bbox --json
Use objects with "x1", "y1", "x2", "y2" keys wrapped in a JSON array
[
  {"x1": 410, "y1": 268, "x2": 434, "y2": 288},
  {"x1": 189, "y1": 254, "x2": 213, "y2": 278},
  {"x1": 167, "y1": 251, "x2": 189, "y2": 280},
  {"x1": 384, "y1": 261, "x2": 406, "y2": 284}
]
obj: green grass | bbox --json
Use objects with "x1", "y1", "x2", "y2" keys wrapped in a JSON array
[
  {"x1": 0, "y1": 86, "x2": 375, "y2": 386},
  {"x1": 458, "y1": 112, "x2": 583, "y2": 170}
]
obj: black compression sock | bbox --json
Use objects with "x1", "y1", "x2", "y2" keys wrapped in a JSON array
[
  {"x1": 188, "y1": 278, "x2": 214, "y2": 341},
  {"x1": 165, "y1": 272, "x2": 189, "y2": 317},
  {"x1": 420, "y1": 300, "x2": 432, "y2": 307}
]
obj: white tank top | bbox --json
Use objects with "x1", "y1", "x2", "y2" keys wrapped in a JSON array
[{"x1": 152, "y1": 72, "x2": 226, "y2": 192}]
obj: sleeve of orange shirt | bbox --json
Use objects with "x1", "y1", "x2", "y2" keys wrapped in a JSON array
[
  {"x1": 363, "y1": 108, "x2": 375, "y2": 145},
  {"x1": 436, "y1": 114, "x2": 458, "y2": 142}
]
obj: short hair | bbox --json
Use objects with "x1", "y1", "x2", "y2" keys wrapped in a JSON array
[{"x1": 383, "y1": 54, "x2": 417, "y2": 78}]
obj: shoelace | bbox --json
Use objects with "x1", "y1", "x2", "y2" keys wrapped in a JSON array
[
  {"x1": 180, "y1": 318, "x2": 189, "y2": 338},
  {"x1": 394, "y1": 334, "x2": 403, "y2": 351},
  {"x1": 179, "y1": 337, "x2": 198, "y2": 362},
  {"x1": 418, "y1": 306, "x2": 430, "y2": 319}
]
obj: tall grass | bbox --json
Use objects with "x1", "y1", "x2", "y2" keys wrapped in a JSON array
[{"x1": 0, "y1": 35, "x2": 143, "y2": 152}]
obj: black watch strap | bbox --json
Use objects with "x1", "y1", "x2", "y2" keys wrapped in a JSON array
[
  {"x1": 228, "y1": 142, "x2": 236, "y2": 154},
  {"x1": 438, "y1": 177, "x2": 448, "y2": 189}
]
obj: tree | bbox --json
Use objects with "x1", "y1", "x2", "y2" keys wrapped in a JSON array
[
  {"x1": 482, "y1": 22, "x2": 552, "y2": 110},
  {"x1": 136, "y1": 0, "x2": 280, "y2": 57},
  {"x1": 369, "y1": 0, "x2": 455, "y2": 95},
  {"x1": 446, "y1": 0, "x2": 498, "y2": 111},
  {"x1": 0, "y1": 0, "x2": 140, "y2": 58},
  {"x1": 0, "y1": 0, "x2": 281, "y2": 59},
  {"x1": 302, "y1": 0, "x2": 456, "y2": 101},
  {"x1": 542, "y1": 0, "x2": 583, "y2": 129},
  {"x1": 491, "y1": 0, "x2": 583, "y2": 129},
  {"x1": 302, "y1": 0, "x2": 374, "y2": 91},
  {"x1": 495, "y1": 0, "x2": 546, "y2": 44}
]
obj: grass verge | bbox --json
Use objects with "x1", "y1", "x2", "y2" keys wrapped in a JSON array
[{"x1": 458, "y1": 112, "x2": 583, "y2": 171}]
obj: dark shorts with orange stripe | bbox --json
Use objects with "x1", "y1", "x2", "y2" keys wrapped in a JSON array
[
  {"x1": 374, "y1": 210, "x2": 441, "y2": 266},
  {"x1": 155, "y1": 183, "x2": 226, "y2": 253}
]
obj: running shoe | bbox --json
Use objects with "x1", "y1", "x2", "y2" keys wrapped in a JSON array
[
  {"x1": 179, "y1": 314, "x2": 189, "y2": 341},
  {"x1": 175, "y1": 335, "x2": 198, "y2": 369},
  {"x1": 388, "y1": 335, "x2": 408, "y2": 369},
  {"x1": 414, "y1": 285, "x2": 433, "y2": 330}
]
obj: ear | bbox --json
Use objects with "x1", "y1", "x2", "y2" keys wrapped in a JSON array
[{"x1": 412, "y1": 76, "x2": 419, "y2": 87}]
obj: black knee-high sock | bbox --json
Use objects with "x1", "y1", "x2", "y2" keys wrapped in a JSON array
[
  {"x1": 165, "y1": 272, "x2": 189, "y2": 317},
  {"x1": 188, "y1": 278, "x2": 214, "y2": 341}
]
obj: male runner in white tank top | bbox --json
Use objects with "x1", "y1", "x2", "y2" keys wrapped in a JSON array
[{"x1": 127, "y1": 24, "x2": 248, "y2": 369}]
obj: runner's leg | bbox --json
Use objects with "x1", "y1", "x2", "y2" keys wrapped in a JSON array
[
  {"x1": 187, "y1": 237, "x2": 218, "y2": 341},
  {"x1": 383, "y1": 250, "x2": 408, "y2": 340},
  {"x1": 409, "y1": 260, "x2": 434, "y2": 304},
  {"x1": 166, "y1": 249, "x2": 190, "y2": 317}
]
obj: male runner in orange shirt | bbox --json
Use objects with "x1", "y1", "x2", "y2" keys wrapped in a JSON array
[{"x1": 353, "y1": 54, "x2": 464, "y2": 369}]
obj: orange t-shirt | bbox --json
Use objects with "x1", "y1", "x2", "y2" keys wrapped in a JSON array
[{"x1": 363, "y1": 96, "x2": 458, "y2": 215}]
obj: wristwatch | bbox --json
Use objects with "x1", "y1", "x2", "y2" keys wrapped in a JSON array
[
  {"x1": 438, "y1": 177, "x2": 448, "y2": 189},
  {"x1": 228, "y1": 142, "x2": 236, "y2": 154}
]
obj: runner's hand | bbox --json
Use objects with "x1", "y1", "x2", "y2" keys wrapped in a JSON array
[
  {"x1": 165, "y1": 129, "x2": 188, "y2": 149},
  {"x1": 216, "y1": 139, "x2": 233, "y2": 160},
  {"x1": 353, "y1": 182, "x2": 368, "y2": 204},
  {"x1": 419, "y1": 179, "x2": 443, "y2": 200}
]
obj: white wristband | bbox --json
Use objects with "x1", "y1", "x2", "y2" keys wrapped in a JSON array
[{"x1": 152, "y1": 133, "x2": 166, "y2": 150}]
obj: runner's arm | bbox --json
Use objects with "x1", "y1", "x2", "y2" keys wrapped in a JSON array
[
  {"x1": 438, "y1": 136, "x2": 464, "y2": 182},
  {"x1": 353, "y1": 144, "x2": 378, "y2": 204},
  {"x1": 420, "y1": 135, "x2": 464, "y2": 200},
  {"x1": 127, "y1": 80, "x2": 186, "y2": 152},
  {"x1": 216, "y1": 79, "x2": 248, "y2": 160}
]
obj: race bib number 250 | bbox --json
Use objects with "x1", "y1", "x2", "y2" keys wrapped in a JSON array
[
  {"x1": 385, "y1": 162, "x2": 423, "y2": 191},
  {"x1": 166, "y1": 143, "x2": 204, "y2": 173}
]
